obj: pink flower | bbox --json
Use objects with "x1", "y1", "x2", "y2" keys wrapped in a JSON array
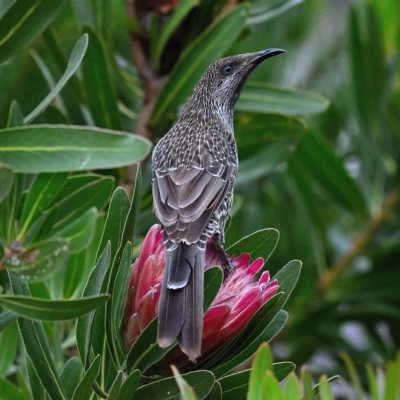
[{"x1": 122, "y1": 224, "x2": 279, "y2": 358}]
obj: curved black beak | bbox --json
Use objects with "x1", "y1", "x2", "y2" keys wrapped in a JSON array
[{"x1": 250, "y1": 48, "x2": 286, "y2": 65}]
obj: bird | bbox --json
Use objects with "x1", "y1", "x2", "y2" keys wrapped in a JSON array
[{"x1": 151, "y1": 48, "x2": 285, "y2": 361}]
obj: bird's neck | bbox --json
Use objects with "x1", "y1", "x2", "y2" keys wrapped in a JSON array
[{"x1": 180, "y1": 84, "x2": 235, "y2": 133}]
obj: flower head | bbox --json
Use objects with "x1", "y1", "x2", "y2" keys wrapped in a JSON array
[{"x1": 122, "y1": 225, "x2": 279, "y2": 358}]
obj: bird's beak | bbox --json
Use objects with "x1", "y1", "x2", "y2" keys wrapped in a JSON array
[{"x1": 249, "y1": 48, "x2": 286, "y2": 65}]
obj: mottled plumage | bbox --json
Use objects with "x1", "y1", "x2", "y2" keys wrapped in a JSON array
[{"x1": 152, "y1": 48, "x2": 285, "y2": 361}]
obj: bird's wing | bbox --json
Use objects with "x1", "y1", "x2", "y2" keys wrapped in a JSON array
[{"x1": 152, "y1": 160, "x2": 235, "y2": 243}]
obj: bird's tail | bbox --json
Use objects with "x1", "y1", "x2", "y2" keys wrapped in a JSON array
[{"x1": 157, "y1": 242, "x2": 204, "y2": 362}]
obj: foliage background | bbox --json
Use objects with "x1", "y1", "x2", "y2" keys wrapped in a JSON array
[{"x1": 0, "y1": 0, "x2": 399, "y2": 398}]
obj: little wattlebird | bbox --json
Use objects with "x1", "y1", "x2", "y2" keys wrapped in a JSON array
[{"x1": 152, "y1": 48, "x2": 285, "y2": 361}]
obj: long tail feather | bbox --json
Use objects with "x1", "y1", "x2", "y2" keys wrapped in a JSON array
[{"x1": 157, "y1": 242, "x2": 204, "y2": 361}]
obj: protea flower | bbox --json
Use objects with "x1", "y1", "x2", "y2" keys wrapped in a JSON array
[{"x1": 122, "y1": 224, "x2": 279, "y2": 362}]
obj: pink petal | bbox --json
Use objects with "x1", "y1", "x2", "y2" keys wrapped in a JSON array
[
  {"x1": 261, "y1": 280, "x2": 279, "y2": 301},
  {"x1": 233, "y1": 253, "x2": 250, "y2": 269},
  {"x1": 248, "y1": 258, "x2": 264, "y2": 275},
  {"x1": 135, "y1": 256, "x2": 157, "y2": 304},
  {"x1": 124, "y1": 313, "x2": 140, "y2": 346},
  {"x1": 137, "y1": 289, "x2": 157, "y2": 331},
  {"x1": 202, "y1": 305, "x2": 231, "y2": 353},
  {"x1": 136, "y1": 225, "x2": 162, "y2": 270},
  {"x1": 203, "y1": 305, "x2": 231, "y2": 337},
  {"x1": 259, "y1": 271, "x2": 270, "y2": 284}
]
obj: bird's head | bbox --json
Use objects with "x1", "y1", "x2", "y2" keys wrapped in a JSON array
[{"x1": 183, "y1": 48, "x2": 285, "y2": 126}]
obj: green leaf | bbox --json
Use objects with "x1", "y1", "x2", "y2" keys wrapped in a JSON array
[
  {"x1": 55, "y1": 208, "x2": 97, "y2": 254},
  {"x1": 48, "y1": 175, "x2": 113, "y2": 234},
  {"x1": 153, "y1": 0, "x2": 199, "y2": 69},
  {"x1": 172, "y1": 366, "x2": 198, "y2": 400},
  {"x1": 0, "y1": 294, "x2": 109, "y2": 321},
  {"x1": 132, "y1": 370, "x2": 215, "y2": 400},
  {"x1": 60, "y1": 358, "x2": 82, "y2": 400},
  {"x1": 349, "y1": 4, "x2": 387, "y2": 133},
  {"x1": 6, "y1": 237, "x2": 70, "y2": 282},
  {"x1": 236, "y1": 83, "x2": 330, "y2": 116},
  {"x1": 81, "y1": 25, "x2": 122, "y2": 130},
  {"x1": 0, "y1": 0, "x2": 68, "y2": 65},
  {"x1": 0, "y1": 320, "x2": 18, "y2": 377},
  {"x1": 76, "y1": 242, "x2": 111, "y2": 367},
  {"x1": 247, "y1": 343, "x2": 273, "y2": 400},
  {"x1": 0, "y1": 125, "x2": 152, "y2": 173},
  {"x1": 108, "y1": 372, "x2": 123, "y2": 400},
  {"x1": 26, "y1": 355, "x2": 46, "y2": 400},
  {"x1": 289, "y1": 132, "x2": 368, "y2": 218},
  {"x1": 270, "y1": 260, "x2": 302, "y2": 313},
  {"x1": 24, "y1": 34, "x2": 88, "y2": 124},
  {"x1": 71, "y1": 355, "x2": 100, "y2": 400},
  {"x1": 0, "y1": 311, "x2": 17, "y2": 332},
  {"x1": 301, "y1": 368, "x2": 314, "y2": 400},
  {"x1": 219, "y1": 370, "x2": 250, "y2": 399},
  {"x1": 126, "y1": 318, "x2": 175, "y2": 374},
  {"x1": 318, "y1": 376, "x2": 334, "y2": 400},
  {"x1": 96, "y1": 187, "x2": 131, "y2": 264},
  {"x1": 10, "y1": 274, "x2": 67, "y2": 400},
  {"x1": 203, "y1": 267, "x2": 223, "y2": 312},
  {"x1": 0, "y1": 163, "x2": 13, "y2": 202},
  {"x1": 0, "y1": 378, "x2": 27, "y2": 400},
  {"x1": 227, "y1": 228, "x2": 279, "y2": 263},
  {"x1": 7, "y1": 101, "x2": 24, "y2": 127},
  {"x1": 283, "y1": 373, "x2": 301, "y2": 399},
  {"x1": 206, "y1": 381, "x2": 222, "y2": 400},
  {"x1": 118, "y1": 369, "x2": 141, "y2": 400},
  {"x1": 236, "y1": 139, "x2": 295, "y2": 186},
  {"x1": 19, "y1": 172, "x2": 69, "y2": 239},
  {"x1": 151, "y1": 4, "x2": 249, "y2": 125},
  {"x1": 111, "y1": 242, "x2": 132, "y2": 366},
  {"x1": 234, "y1": 113, "x2": 307, "y2": 147},
  {"x1": 273, "y1": 362, "x2": 296, "y2": 382},
  {"x1": 248, "y1": 0, "x2": 302, "y2": 25},
  {"x1": 211, "y1": 307, "x2": 287, "y2": 378},
  {"x1": 263, "y1": 371, "x2": 284, "y2": 400}
]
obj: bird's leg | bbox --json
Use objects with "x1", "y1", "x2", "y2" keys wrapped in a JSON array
[{"x1": 213, "y1": 233, "x2": 236, "y2": 279}]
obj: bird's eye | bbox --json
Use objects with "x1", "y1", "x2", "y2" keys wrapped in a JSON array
[{"x1": 222, "y1": 65, "x2": 234, "y2": 76}]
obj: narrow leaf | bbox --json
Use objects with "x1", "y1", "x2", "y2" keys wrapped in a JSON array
[
  {"x1": 132, "y1": 371, "x2": 214, "y2": 400},
  {"x1": 54, "y1": 208, "x2": 97, "y2": 254},
  {"x1": 227, "y1": 228, "x2": 279, "y2": 263},
  {"x1": 6, "y1": 101, "x2": 24, "y2": 127},
  {"x1": 0, "y1": 320, "x2": 18, "y2": 377},
  {"x1": 0, "y1": 164, "x2": 13, "y2": 202},
  {"x1": 289, "y1": 132, "x2": 368, "y2": 218},
  {"x1": 24, "y1": 34, "x2": 88, "y2": 124},
  {"x1": 0, "y1": 0, "x2": 68, "y2": 65},
  {"x1": 0, "y1": 125, "x2": 152, "y2": 173},
  {"x1": 153, "y1": 0, "x2": 199, "y2": 69},
  {"x1": 118, "y1": 369, "x2": 141, "y2": 400},
  {"x1": 247, "y1": 343, "x2": 273, "y2": 400},
  {"x1": 171, "y1": 366, "x2": 198, "y2": 400},
  {"x1": 126, "y1": 318, "x2": 175, "y2": 374},
  {"x1": 0, "y1": 294, "x2": 109, "y2": 321},
  {"x1": 151, "y1": 4, "x2": 249, "y2": 125},
  {"x1": 10, "y1": 274, "x2": 67, "y2": 400},
  {"x1": 237, "y1": 83, "x2": 330, "y2": 116},
  {"x1": 60, "y1": 358, "x2": 82, "y2": 400},
  {"x1": 76, "y1": 242, "x2": 111, "y2": 367},
  {"x1": 81, "y1": 25, "x2": 122, "y2": 130},
  {"x1": 0, "y1": 311, "x2": 17, "y2": 332},
  {"x1": 248, "y1": 0, "x2": 302, "y2": 25},
  {"x1": 19, "y1": 172, "x2": 69, "y2": 238},
  {"x1": 71, "y1": 355, "x2": 100, "y2": 400}
]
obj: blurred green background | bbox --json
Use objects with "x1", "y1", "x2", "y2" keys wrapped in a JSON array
[{"x1": 0, "y1": 0, "x2": 399, "y2": 394}]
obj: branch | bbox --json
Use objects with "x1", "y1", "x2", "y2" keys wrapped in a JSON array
[{"x1": 318, "y1": 188, "x2": 399, "y2": 291}]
